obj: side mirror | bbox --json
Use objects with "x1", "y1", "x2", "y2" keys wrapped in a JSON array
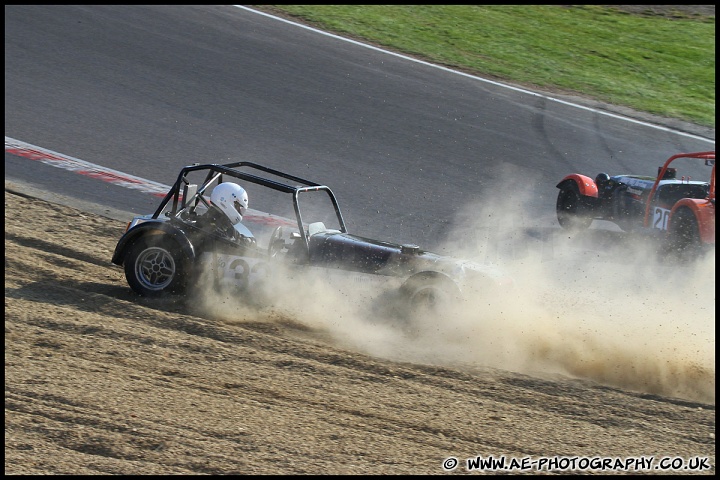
[{"x1": 182, "y1": 184, "x2": 198, "y2": 209}]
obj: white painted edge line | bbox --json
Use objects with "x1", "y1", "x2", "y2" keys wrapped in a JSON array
[{"x1": 234, "y1": 5, "x2": 714, "y2": 145}]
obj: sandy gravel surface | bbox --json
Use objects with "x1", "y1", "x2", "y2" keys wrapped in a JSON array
[{"x1": 4, "y1": 185, "x2": 715, "y2": 475}]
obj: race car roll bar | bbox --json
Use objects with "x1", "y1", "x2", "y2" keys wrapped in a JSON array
[{"x1": 152, "y1": 161, "x2": 348, "y2": 248}]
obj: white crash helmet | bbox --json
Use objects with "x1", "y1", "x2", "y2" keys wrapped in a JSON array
[{"x1": 210, "y1": 182, "x2": 249, "y2": 225}]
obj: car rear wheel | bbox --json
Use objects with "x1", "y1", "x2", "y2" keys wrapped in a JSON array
[
  {"x1": 556, "y1": 185, "x2": 592, "y2": 231},
  {"x1": 124, "y1": 236, "x2": 188, "y2": 297},
  {"x1": 667, "y1": 208, "x2": 701, "y2": 255},
  {"x1": 400, "y1": 274, "x2": 459, "y2": 319}
]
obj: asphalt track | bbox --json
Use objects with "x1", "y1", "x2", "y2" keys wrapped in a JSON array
[{"x1": 4, "y1": 5, "x2": 715, "y2": 252}]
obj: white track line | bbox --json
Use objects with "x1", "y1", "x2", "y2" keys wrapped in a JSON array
[{"x1": 235, "y1": 6, "x2": 714, "y2": 145}]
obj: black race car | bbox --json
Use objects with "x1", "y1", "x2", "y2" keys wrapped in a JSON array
[
  {"x1": 111, "y1": 161, "x2": 510, "y2": 316},
  {"x1": 555, "y1": 151, "x2": 715, "y2": 252}
]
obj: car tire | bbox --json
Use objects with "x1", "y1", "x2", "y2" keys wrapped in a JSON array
[
  {"x1": 124, "y1": 236, "x2": 188, "y2": 297},
  {"x1": 667, "y1": 208, "x2": 701, "y2": 255},
  {"x1": 400, "y1": 274, "x2": 459, "y2": 319},
  {"x1": 556, "y1": 185, "x2": 592, "y2": 231}
]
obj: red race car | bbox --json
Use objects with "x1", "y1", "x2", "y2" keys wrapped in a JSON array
[{"x1": 556, "y1": 151, "x2": 715, "y2": 253}]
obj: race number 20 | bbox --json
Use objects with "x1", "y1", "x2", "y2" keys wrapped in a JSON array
[{"x1": 653, "y1": 207, "x2": 670, "y2": 231}]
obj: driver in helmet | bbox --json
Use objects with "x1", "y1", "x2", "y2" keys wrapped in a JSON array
[{"x1": 204, "y1": 182, "x2": 255, "y2": 245}]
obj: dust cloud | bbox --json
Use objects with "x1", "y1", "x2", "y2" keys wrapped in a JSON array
[{"x1": 188, "y1": 180, "x2": 715, "y2": 405}]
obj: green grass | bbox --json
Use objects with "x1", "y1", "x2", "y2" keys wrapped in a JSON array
[{"x1": 262, "y1": 5, "x2": 715, "y2": 128}]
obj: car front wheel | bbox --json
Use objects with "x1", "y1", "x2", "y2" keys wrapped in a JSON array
[
  {"x1": 124, "y1": 236, "x2": 188, "y2": 297},
  {"x1": 556, "y1": 185, "x2": 592, "y2": 231}
]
